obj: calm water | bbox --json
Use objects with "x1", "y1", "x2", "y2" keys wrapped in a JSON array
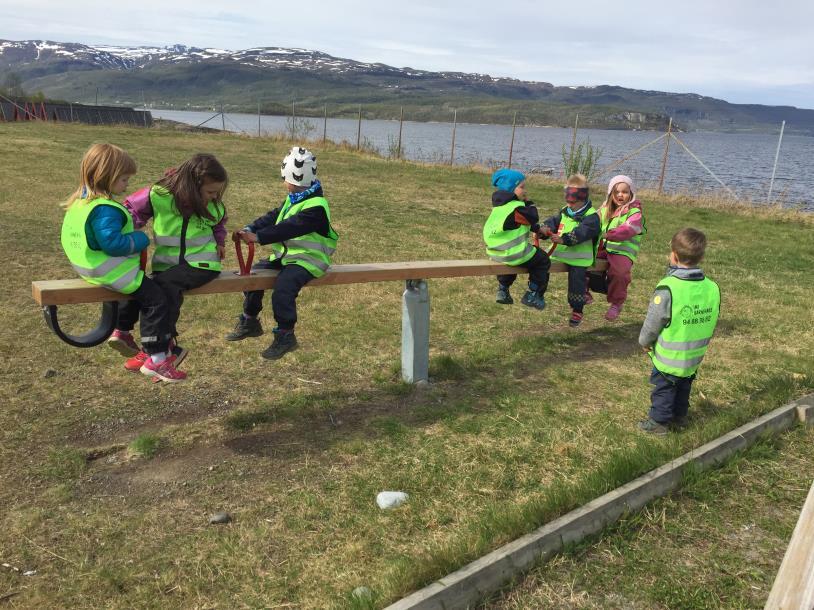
[{"x1": 147, "y1": 108, "x2": 812, "y2": 209}]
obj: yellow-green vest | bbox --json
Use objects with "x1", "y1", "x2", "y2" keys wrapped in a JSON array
[
  {"x1": 651, "y1": 275, "x2": 720, "y2": 377},
  {"x1": 483, "y1": 200, "x2": 536, "y2": 266},
  {"x1": 602, "y1": 204, "x2": 646, "y2": 262},
  {"x1": 150, "y1": 186, "x2": 225, "y2": 272},
  {"x1": 61, "y1": 198, "x2": 144, "y2": 294},
  {"x1": 550, "y1": 205, "x2": 599, "y2": 267},
  {"x1": 269, "y1": 196, "x2": 338, "y2": 278}
]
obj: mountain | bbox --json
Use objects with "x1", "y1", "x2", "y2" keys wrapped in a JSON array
[{"x1": 1, "y1": 39, "x2": 811, "y2": 134}]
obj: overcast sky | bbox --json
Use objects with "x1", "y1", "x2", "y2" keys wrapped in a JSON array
[{"x1": 2, "y1": 0, "x2": 812, "y2": 109}]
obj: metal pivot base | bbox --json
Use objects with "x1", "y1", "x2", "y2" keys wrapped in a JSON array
[
  {"x1": 43, "y1": 302, "x2": 118, "y2": 348},
  {"x1": 401, "y1": 279, "x2": 429, "y2": 383}
]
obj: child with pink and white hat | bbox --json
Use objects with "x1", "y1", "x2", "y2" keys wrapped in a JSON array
[{"x1": 594, "y1": 175, "x2": 646, "y2": 321}]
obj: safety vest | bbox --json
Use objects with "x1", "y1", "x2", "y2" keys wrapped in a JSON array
[
  {"x1": 61, "y1": 198, "x2": 144, "y2": 294},
  {"x1": 602, "y1": 204, "x2": 646, "y2": 262},
  {"x1": 150, "y1": 186, "x2": 225, "y2": 272},
  {"x1": 550, "y1": 205, "x2": 599, "y2": 267},
  {"x1": 483, "y1": 200, "x2": 536, "y2": 266},
  {"x1": 269, "y1": 196, "x2": 338, "y2": 278},
  {"x1": 650, "y1": 275, "x2": 720, "y2": 377}
]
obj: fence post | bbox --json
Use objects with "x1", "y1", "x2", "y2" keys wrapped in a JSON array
[
  {"x1": 658, "y1": 117, "x2": 673, "y2": 194},
  {"x1": 397, "y1": 106, "x2": 404, "y2": 160},
  {"x1": 767, "y1": 120, "x2": 785, "y2": 204},
  {"x1": 356, "y1": 104, "x2": 362, "y2": 150},
  {"x1": 450, "y1": 109, "x2": 457, "y2": 165},
  {"x1": 69, "y1": 102, "x2": 73, "y2": 122},
  {"x1": 141, "y1": 90, "x2": 146, "y2": 127},
  {"x1": 257, "y1": 100, "x2": 261, "y2": 137},
  {"x1": 508, "y1": 111, "x2": 517, "y2": 168},
  {"x1": 569, "y1": 113, "x2": 579, "y2": 169},
  {"x1": 220, "y1": 102, "x2": 225, "y2": 131},
  {"x1": 401, "y1": 280, "x2": 430, "y2": 384},
  {"x1": 291, "y1": 100, "x2": 295, "y2": 138},
  {"x1": 95, "y1": 87, "x2": 99, "y2": 106},
  {"x1": 323, "y1": 104, "x2": 327, "y2": 143}
]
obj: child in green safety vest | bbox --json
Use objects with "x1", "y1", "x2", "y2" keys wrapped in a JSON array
[
  {"x1": 638, "y1": 228, "x2": 720, "y2": 436},
  {"x1": 539, "y1": 173, "x2": 601, "y2": 327},
  {"x1": 60, "y1": 144, "x2": 182, "y2": 382},
  {"x1": 483, "y1": 168, "x2": 551, "y2": 310},
  {"x1": 226, "y1": 146, "x2": 338, "y2": 360},
  {"x1": 593, "y1": 175, "x2": 646, "y2": 322},
  {"x1": 113, "y1": 154, "x2": 229, "y2": 376}
]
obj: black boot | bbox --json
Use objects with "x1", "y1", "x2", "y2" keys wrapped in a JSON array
[
  {"x1": 225, "y1": 315, "x2": 263, "y2": 341},
  {"x1": 261, "y1": 328, "x2": 298, "y2": 360}
]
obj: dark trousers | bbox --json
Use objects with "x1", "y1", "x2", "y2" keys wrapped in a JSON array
[
  {"x1": 121, "y1": 276, "x2": 171, "y2": 355},
  {"x1": 566, "y1": 264, "x2": 588, "y2": 313},
  {"x1": 242, "y1": 259, "x2": 314, "y2": 331},
  {"x1": 648, "y1": 367, "x2": 695, "y2": 424},
  {"x1": 497, "y1": 249, "x2": 551, "y2": 294},
  {"x1": 117, "y1": 262, "x2": 218, "y2": 339}
]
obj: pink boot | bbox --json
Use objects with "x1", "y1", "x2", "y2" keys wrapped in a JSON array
[{"x1": 605, "y1": 303, "x2": 622, "y2": 321}]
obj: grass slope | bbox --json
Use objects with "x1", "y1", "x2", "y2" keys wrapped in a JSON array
[{"x1": 0, "y1": 122, "x2": 812, "y2": 609}]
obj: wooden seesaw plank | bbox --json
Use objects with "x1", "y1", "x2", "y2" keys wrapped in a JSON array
[{"x1": 32, "y1": 259, "x2": 608, "y2": 306}]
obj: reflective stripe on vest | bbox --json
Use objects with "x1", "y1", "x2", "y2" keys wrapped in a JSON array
[
  {"x1": 61, "y1": 198, "x2": 144, "y2": 295},
  {"x1": 150, "y1": 186, "x2": 225, "y2": 272},
  {"x1": 550, "y1": 205, "x2": 599, "y2": 268},
  {"x1": 650, "y1": 275, "x2": 720, "y2": 377},
  {"x1": 270, "y1": 196, "x2": 338, "y2": 278},
  {"x1": 603, "y1": 205, "x2": 645, "y2": 262},
  {"x1": 483, "y1": 201, "x2": 536, "y2": 266}
]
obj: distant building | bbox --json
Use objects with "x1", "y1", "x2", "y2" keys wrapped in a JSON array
[{"x1": 0, "y1": 98, "x2": 152, "y2": 126}]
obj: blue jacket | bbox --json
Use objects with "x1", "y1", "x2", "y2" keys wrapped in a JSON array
[{"x1": 86, "y1": 204, "x2": 149, "y2": 256}]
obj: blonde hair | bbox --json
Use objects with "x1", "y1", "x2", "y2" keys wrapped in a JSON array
[
  {"x1": 671, "y1": 228, "x2": 707, "y2": 266},
  {"x1": 566, "y1": 173, "x2": 588, "y2": 188},
  {"x1": 63, "y1": 143, "x2": 137, "y2": 207}
]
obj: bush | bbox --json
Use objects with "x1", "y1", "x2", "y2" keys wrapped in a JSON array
[{"x1": 562, "y1": 139, "x2": 603, "y2": 181}]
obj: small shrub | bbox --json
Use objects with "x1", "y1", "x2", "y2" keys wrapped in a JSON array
[
  {"x1": 562, "y1": 139, "x2": 603, "y2": 181},
  {"x1": 129, "y1": 433, "x2": 161, "y2": 459}
]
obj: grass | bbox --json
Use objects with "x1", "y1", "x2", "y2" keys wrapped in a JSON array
[
  {"x1": 0, "y1": 121, "x2": 812, "y2": 608},
  {"x1": 484, "y1": 425, "x2": 814, "y2": 609}
]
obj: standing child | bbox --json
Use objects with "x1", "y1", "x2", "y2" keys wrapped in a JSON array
[
  {"x1": 483, "y1": 168, "x2": 551, "y2": 309},
  {"x1": 638, "y1": 228, "x2": 720, "y2": 435},
  {"x1": 540, "y1": 173, "x2": 601, "y2": 326},
  {"x1": 594, "y1": 175, "x2": 646, "y2": 321},
  {"x1": 225, "y1": 146, "x2": 338, "y2": 360},
  {"x1": 60, "y1": 143, "x2": 182, "y2": 382},
  {"x1": 111, "y1": 154, "x2": 229, "y2": 373}
]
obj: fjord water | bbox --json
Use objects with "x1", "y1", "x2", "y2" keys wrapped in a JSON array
[{"x1": 148, "y1": 108, "x2": 812, "y2": 209}]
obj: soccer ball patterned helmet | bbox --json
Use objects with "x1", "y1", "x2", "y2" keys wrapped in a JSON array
[{"x1": 281, "y1": 146, "x2": 317, "y2": 186}]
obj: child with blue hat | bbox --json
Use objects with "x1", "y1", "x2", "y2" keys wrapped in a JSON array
[{"x1": 482, "y1": 168, "x2": 551, "y2": 309}]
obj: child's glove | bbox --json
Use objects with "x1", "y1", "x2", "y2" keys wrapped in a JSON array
[{"x1": 536, "y1": 226, "x2": 553, "y2": 239}]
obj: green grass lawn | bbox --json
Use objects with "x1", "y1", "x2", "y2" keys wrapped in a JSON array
[{"x1": 0, "y1": 122, "x2": 812, "y2": 609}]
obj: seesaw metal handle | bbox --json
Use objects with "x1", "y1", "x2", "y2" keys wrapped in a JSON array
[{"x1": 42, "y1": 302, "x2": 118, "y2": 348}]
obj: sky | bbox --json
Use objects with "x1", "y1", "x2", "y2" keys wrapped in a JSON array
[{"x1": 2, "y1": 0, "x2": 812, "y2": 109}]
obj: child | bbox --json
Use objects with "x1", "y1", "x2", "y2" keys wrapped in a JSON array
[
  {"x1": 112, "y1": 154, "x2": 229, "y2": 372},
  {"x1": 540, "y1": 174, "x2": 601, "y2": 326},
  {"x1": 225, "y1": 146, "x2": 338, "y2": 360},
  {"x1": 60, "y1": 143, "x2": 183, "y2": 382},
  {"x1": 638, "y1": 228, "x2": 720, "y2": 435},
  {"x1": 594, "y1": 175, "x2": 646, "y2": 321},
  {"x1": 483, "y1": 168, "x2": 551, "y2": 309}
]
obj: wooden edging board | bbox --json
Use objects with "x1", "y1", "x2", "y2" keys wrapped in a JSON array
[{"x1": 385, "y1": 393, "x2": 814, "y2": 610}]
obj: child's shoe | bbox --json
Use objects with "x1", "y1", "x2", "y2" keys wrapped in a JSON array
[
  {"x1": 584, "y1": 291, "x2": 594, "y2": 305},
  {"x1": 520, "y1": 290, "x2": 546, "y2": 310},
  {"x1": 225, "y1": 315, "x2": 263, "y2": 341},
  {"x1": 108, "y1": 330, "x2": 139, "y2": 357},
  {"x1": 637, "y1": 417, "x2": 669, "y2": 436},
  {"x1": 140, "y1": 355, "x2": 187, "y2": 382},
  {"x1": 605, "y1": 303, "x2": 622, "y2": 321},
  {"x1": 261, "y1": 329, "x2": 298, "y2": 360},
  {"x1": 670, "y1": 415, "x2": 690, "y2": 430},
  {"x1": 569, "y1": 311, "x2": 583, "y2": 327},
  {"x1": 496, "y1": 287, "x2": 513, "y2": 305},
  {"x1": 169, "y1": 339, "x2": 188, "y2": 367},
  {"x1": 124, "y1": 350, "x2": 149, "y2": 372}
]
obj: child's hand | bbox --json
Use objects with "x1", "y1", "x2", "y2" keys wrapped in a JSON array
[
  {"x1": 550, "y1": 234, "x2": 564, "y2": 244},
  {"x1": 237, "y1": 230, "x2": 258, "y2": 244},
  {"x1": 536, "y1": 226, "x2": 552, "y2": 238},
  {"x1": 217, "y1": 244, "x2": 226, "y2": 260}
]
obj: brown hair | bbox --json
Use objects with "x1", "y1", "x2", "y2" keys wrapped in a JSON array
[
  {"x1": 566, "y1": 173, "x2": 588, "y2": 188},
  {"x1": 64, "y1": 143, "x2": 136, "y2": 207},
  {"x1": 156, "y1": 153, "x2": 228, "y2": 221},
  {"x1": 671, "y1": 228, "x2": 707, "y2": 266}
]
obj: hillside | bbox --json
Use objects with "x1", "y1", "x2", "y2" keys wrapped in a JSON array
[{"x1": 2, "y1": 39, "x2": 813, "y2": 133}]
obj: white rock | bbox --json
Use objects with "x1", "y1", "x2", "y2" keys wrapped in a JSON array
[{"x1": 376, "y1": 491, "x2": 408, "y2": 509}]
